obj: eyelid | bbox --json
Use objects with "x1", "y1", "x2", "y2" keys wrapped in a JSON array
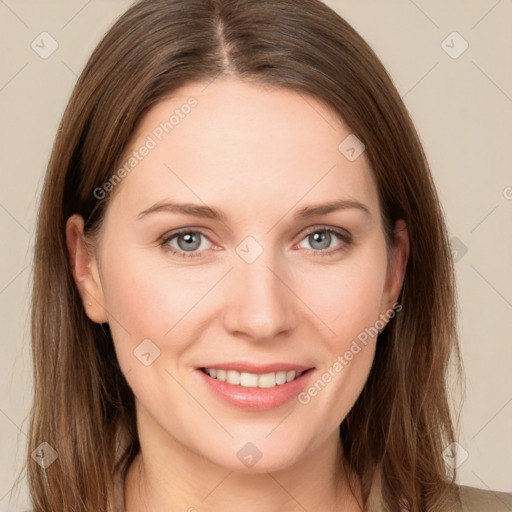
[{"x1": 297, "y1": 224, "x2": 352, "y2": 244}]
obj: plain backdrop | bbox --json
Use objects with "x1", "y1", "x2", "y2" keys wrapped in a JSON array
[{"x1": 0, "y1": 0, "x2": 511, "y2": 509}]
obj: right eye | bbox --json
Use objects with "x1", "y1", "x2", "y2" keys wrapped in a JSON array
[{"x1": 160, "y1": 229, "x2": 215, "y2": 259}]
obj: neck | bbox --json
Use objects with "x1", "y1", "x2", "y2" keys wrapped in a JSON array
[{"x1": 124, "y1": 404, "x2": 363, "y2": 512}]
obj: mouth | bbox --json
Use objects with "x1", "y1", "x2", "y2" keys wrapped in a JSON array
[
  {"x1": 200, "y1": 367, "x2": 306, "y2": 388},
  {"x1": 197, "y1": 364, "x2": 315, "y2": 411}
]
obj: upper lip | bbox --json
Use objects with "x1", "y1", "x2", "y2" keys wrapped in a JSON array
[{"x1": 199, "y1": 362, "x2": 314, "y2": 374}]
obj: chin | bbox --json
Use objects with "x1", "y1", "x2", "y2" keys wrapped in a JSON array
[{"x1": 191, "y1": 431, "x2": 312, "y2": 474}]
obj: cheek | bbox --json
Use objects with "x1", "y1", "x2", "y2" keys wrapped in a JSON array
[
  {"x1": 293, "y1": 240, "x2": 387, "y2": 416},
  {"x1": 98, "y1": 249, "x2": 222, "y2": 369},
  {"x1": 296, "y1": 239, "x2": 389, "y2": 350}
]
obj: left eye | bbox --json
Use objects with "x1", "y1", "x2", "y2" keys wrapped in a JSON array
[{"x1": 297, "y1": 227, "x2": 351, "y2": 253}]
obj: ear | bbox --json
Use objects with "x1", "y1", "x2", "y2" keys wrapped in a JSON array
[
  {"x1": 65, "y1": 214, "x2": 109, "y2": 324},
  {"x1": 380, "y1": 218, "x2": 409, "y2": 314}
]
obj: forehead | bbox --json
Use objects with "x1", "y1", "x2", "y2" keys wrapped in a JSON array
[{"x1": 108, "y1": 77, "x2": 380, "y2": 223}]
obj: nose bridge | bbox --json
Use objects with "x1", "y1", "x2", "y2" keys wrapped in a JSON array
[{"x1": 222, "y1": 239, "x2": 296, "y2": 339}]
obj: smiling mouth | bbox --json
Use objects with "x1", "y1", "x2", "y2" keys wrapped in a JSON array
[{"x1": 200, "y1": 368, "x2": 311, "y2": 388}]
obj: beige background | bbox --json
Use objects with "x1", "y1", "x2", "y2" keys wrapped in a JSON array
[{"x1": 1, "y1": 0, "x2": 511, "y2": 509}]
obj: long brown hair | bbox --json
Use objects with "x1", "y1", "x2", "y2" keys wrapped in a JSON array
[{"x1": 25, "y1": 0, "x2": 463, "y2": 510}]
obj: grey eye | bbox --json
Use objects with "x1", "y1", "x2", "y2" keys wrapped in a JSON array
[
  {"x1": 177, "y1": 232, "x2": 201, "y2": 251},
  {"x1": 307, "y1": 231, "x2": 333, "y2": 250}
]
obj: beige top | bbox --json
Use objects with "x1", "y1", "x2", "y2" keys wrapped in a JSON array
[
  {"x1": 113, "y1": 484, "x2": 512, "y2": 511},
  {"x1": 22, "y1": 483, "x2": 510, "y2": 511},
  {"x1": 458, "y1": 485, "x2": 512, "y2": 512}
]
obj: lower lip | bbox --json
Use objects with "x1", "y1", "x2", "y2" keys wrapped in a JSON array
[{"x1": 197, "y1": 369, "x2": 315, "y2": 411}]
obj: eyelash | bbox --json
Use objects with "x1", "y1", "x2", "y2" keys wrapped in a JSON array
[{"x1": 160, "y1": 226, "x2": 353, "y2": 260}]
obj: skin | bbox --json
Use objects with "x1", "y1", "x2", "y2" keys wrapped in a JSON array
[{"x1": 67, "y1": 77, "x2": 409, "y2": 512}]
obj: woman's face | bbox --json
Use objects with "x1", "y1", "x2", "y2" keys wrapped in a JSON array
[{"x1": 70, "y1": 77, "x2": 408, "y2": 473}]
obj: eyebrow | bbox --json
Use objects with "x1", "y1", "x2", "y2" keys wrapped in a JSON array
[{"x1": 137, "y1": 198, "x2": 371, "y2": 222}]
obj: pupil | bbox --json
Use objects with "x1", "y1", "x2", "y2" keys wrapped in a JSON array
[
  {"x1": 311, "y1": 231, "x2": 330, "y2": 250},
  {"x1": 178, "y1": 232, "x2": 200, "y2": 251}
]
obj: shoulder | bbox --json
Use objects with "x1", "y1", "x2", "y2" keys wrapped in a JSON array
[{"x1": 457, "y1": 484, "x2": 512, "y2": 512}]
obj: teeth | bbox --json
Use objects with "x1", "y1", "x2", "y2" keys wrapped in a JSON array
[
  {"x1": 226, "y1": 370, "x2": 240, "y2": 385},
  {"x1": 258, "y1": 372, "x2": 276, "y2": 388},
  {"x1": 275, "y1": 371, "x2": 287, "y2": 385},
  {"x1": 240, "y1": 372, "x2": 258, "y2": 387},
  {"x1": 203, "y1": 368, "x2": 304, "y2": 388}
]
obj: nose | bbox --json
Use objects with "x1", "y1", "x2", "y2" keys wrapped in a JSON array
[{"x1": 222, "y1": 249, "x2": 298, "y2": 342}]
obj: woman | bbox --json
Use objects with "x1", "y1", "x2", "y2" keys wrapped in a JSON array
[{"x1": 26, "y1": 0, "x2": 512, "y2": 510}]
